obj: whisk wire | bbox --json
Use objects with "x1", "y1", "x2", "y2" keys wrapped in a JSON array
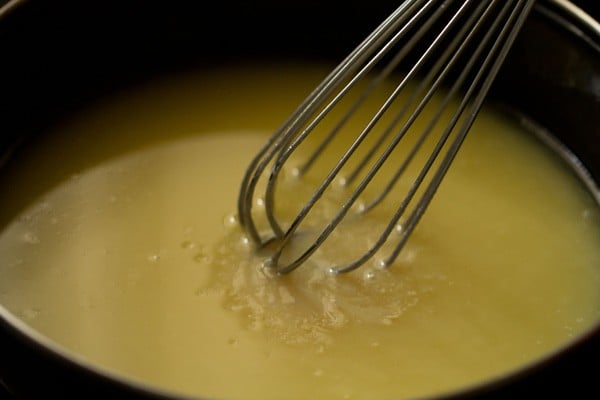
[
  {"x1": 270, "y1": 0, "x2": 491, "y2": 274},
  {"x1": 382, "y1": 0, "x2": 537, "y2": 269},
  {"x1": 343, "y1": 0, "x2": 495, "y2": 190},
  {"x1": 237, "y1": 0, "x2": 426, "y2": 240},
  {"x1": 238, "y1": 0, "x2": 436, "y2": 242},
  {"x1": 296, "y1": 0, "x2": 451, "y2": 177},
  {"x1": 238, "y1": 0, "x2": 536, "y2": 275},
  {"x1": 262, "y1": 0, "x2": 451, "y2": 238},
  {"x1": 347, "y1": 0, "x2": 498, "y2": 213}
]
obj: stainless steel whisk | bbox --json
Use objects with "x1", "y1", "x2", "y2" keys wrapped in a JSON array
[{"x1": 238, "y1": 0, "x2": 536, "y2": 275}]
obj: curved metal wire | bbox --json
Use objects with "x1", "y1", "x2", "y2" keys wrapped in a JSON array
[{"x1": 238, "y1": 0, "x2": 536, "y2": 275}]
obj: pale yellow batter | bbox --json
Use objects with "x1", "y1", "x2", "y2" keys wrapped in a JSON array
[{"x1": 0, "y1": 64, "x2": 599, "y2": 399}]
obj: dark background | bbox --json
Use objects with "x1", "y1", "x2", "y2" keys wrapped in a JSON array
[
  {"x1": 0, "y1": 2, "x2": 596, "y2": 24},
  {"x1": 0, "y1": 0, "x2": 596, "y2": 26},
  {"x1": 572, "y1": 0, "x2": 599, "y2": 19}
]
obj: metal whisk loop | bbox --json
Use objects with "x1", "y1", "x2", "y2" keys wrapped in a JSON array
[
  {"x1": 238, "y1": 0, "x2": 536, "y2": 275},
  {"x1": 237, "y1": 0, "x2": 430, "y2": 242}
]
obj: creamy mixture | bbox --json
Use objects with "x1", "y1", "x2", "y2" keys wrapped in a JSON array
[{"x1": 0, "y1": 64, "x2": 599, "y2": 399}]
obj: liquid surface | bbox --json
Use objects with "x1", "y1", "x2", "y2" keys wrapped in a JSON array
[{"x1": 1, "y1": 64, "x2": 600, "y2": 399}]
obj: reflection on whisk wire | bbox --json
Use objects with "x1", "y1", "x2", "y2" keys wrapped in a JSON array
[{"x1": 238, "y1": 0, "x2": 536, "y2": 275}]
